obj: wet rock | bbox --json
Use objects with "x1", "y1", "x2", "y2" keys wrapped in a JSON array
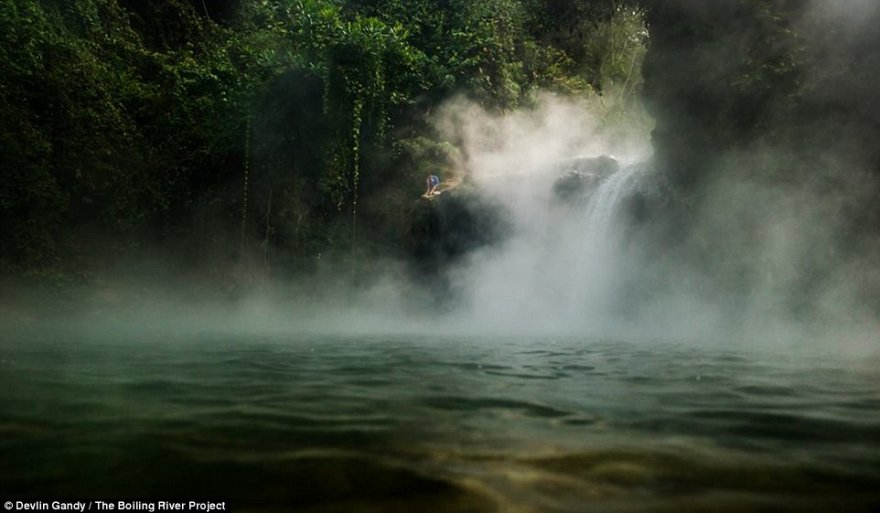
[
  {"x1": 407, "y1": 186, "x2": 507, "y2": 274},
  {"x1": 551, "y1": 156, "x2": 620, "y2": 203}
]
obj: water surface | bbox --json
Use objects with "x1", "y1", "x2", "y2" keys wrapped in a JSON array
[{"x1": 1, "y1": 334, "x2": 878, "y2": 512}]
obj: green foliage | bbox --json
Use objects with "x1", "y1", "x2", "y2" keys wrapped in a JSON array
[
  {"x1": 581, "y1": 6, "x2": 648, "y2": 97},
  {"x1": 0, "y1": 0, "x2": 262, "y2": 272},
  {"x1": 0, "y1": 0, "x2": 651, "y2": 279}
]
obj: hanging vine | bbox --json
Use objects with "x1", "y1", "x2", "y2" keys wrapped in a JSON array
[{"x1": 319, "y1": 18, "x2": 398, "y2": 268}]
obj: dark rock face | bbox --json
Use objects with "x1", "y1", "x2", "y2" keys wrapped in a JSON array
[
  {"x1": 642, "y1": 0, "x2": 880, "y2": 200},
  {"x1": 637, "y1": 1, "x2": 880, "y2": 313},
  {"x1": 406, "y1": 188, "x2": 508, "y2": 276},
  {"x1": 551, "y1": 156, "x2": 620, "y2": 203},
  {"x1": 641, "y1": 0, "x2": 804, "y2": 193}
]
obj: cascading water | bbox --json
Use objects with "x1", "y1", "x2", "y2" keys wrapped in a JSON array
[
  {"x1": 460, "y1": 157, "x2": 651, "y2": 333},
  {"x1": 568, "y1": 162, "x2": 649, "y2": 318},
  {"x1": 585, "y1": 162, "x2": 646, "y2": 239}
]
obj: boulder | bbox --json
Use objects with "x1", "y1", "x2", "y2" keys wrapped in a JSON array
[{"x1": 551, "y1": 156, "x2": 620, "y2": 203}]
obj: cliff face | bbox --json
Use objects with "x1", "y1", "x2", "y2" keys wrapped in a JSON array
[
  {"x1": 642, "y1": 0, "x2": 806, "y2": 192},
  {"x1": 638, "y1": 0, "x2": 880, "y2": 312},
  {"x1": 641, "y1": 0, "x2": 880, "y2": 226}
]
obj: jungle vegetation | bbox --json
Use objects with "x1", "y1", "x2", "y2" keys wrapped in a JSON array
[
  {"x1": 1, "y1": 0, "x2": 877, "y2": 296},
  {"x1": 0, "y1": 0, "x2": 649, "y2": 285}
]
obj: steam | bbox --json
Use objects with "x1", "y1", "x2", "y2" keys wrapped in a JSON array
[
  {"x1": 433, "y1": 93, "x2": 657, "y2": 336},
  {"x1": 4, "y1": 1, "x2": 879, "y2": 357},
  {"x1": 434, "y1": 93, "x2": 652, "y2": 185},
  {"x1": 429, "y1": 91, "x2": 878, "y2": 353},
  {"x1": 3, "y1": 86, "x2": 876, "y2": 357}
]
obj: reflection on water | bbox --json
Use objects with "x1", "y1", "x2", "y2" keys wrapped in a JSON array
[{"x1": 1, "y1": 335, "x2": 878, "y2": 512}]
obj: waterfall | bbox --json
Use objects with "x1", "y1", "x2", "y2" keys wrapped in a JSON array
[
  {"x1": 566, "y1": 163, "x2": 647, "y2": 319},
  {"x1": 461, "y1": 157, "x2": 650, "y2": 332},
  {"x1": 585, "y1": 163, "x2": 645, "y2": 239}
]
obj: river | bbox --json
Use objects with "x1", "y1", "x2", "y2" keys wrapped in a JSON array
[{"x1": 1, "y1": 333, "x2": 878, "y2": 512}]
